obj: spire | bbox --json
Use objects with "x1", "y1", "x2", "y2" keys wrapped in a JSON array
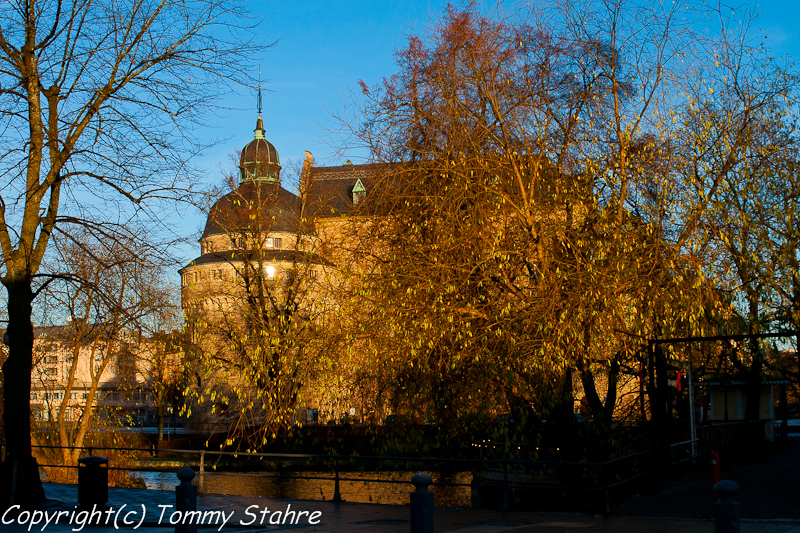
[
  {"x1": 257, "y1": 64, "x2": 263, "y2": 115},
  {"x1": 254, "y1": 65, "x2": 265, "y2": 140}
]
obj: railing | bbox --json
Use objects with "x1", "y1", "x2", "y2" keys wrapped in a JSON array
[{"x1": 15, "y1": 439, "x2": 699, "y2": 513}]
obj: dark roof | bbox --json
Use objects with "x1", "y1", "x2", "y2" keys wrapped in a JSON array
[
  {"x1": 179, "y1": 250, "x2": 332, "y2": 273},
  {"x1": 241, "y1": 116, "x2": 280, "y2": 170},
  {"x1": 202, "y1": 182, "x2": 307, "y2": 238},
  {"x1": 694, "y1": 380, "x2": 790, "y2": 387},
  {"x1": 305, "y1": 163, "x2": 382, "y2": 218},
  {"x1": 0, "y1": 325, "x2": 141, "y2": 343},
  {"x1": 241, "y1": 137, "x2": 280, "y2": 167}
]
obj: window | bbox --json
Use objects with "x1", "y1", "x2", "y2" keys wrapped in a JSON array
[
  {"x1": 274, "y1": 237, "x2": 282, "y2": 248},
  {"x1": 266, "y1": 266, "x2": 275, "y2": 279},
  {"x1": 265, "y1": 237, "x2": 273, "y2": 248},
  {"x1": 212, "y1": 269, "x2": 223, "y2": 280}
]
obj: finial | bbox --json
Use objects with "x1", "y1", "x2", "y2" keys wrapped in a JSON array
[
  {"x1": 254, "y1": 64, "x2": 265, "y2": 139},
  {"x1": 257, "y1": 64, "x2": 262, "y2": 115}
]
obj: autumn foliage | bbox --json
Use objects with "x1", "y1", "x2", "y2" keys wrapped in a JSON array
[{"x1": 327, "y1": 0, "x2": 799, "y2": 449}]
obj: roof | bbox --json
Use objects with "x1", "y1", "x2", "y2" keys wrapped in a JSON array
[
  {"x1": 202, "y1": 182, "x2": 308, "y2": 238},
  {"x1": 694, "y1": 380, "x2": 790, "y2": 387},
  {"x1": 239, "y1": 115, "x2": 281, "y2": 183},
  {"x1": 0, "y1": 325, "x2": 144, "y2": 343},
  {"x1": 179, "y1": 249, "x2": 333, "y2": 273},
  {"x1": 305, "y1": 163, "x2": 382, "y2": 217}
]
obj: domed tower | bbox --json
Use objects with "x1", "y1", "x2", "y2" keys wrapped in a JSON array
[
  {"x1": 240, "y1": 115, "x2": 281, "y2": 183},
  {"x1": 179, "y1": 107, "x2": 319, "y2": 332}
]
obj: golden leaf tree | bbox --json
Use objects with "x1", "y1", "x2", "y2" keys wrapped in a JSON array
[{"x1": 333, "y1": 0, "x2": 794, "y2": 460}]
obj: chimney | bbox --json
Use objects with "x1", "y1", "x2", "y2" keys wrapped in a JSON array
[{"x1": 300, "y1": 150, "x2": 313, "y2": 198}]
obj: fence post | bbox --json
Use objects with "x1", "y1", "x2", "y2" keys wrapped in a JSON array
[
  {"x1": 198, "y1": 452, "x2": 205, "y2": 494},
  {"x1": 175, "y1": 467, "x2": 197, "y2": 533},
  {"x1": 410, "y1": 472, "x2": 434, "y2": 533},
  {"x1": 332, "y1": 460, "x2": 343, "y2": 503},
  {"x1": 499, "y1": 462, "x2": 510, "y2": 512},
  {"x1": 713, "y1": 480, "x2": 740, "y2": 533}
]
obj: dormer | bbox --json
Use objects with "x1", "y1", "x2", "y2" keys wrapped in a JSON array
[{"x1": 352, "y1": 178, "x2": 366, "y2": 205}]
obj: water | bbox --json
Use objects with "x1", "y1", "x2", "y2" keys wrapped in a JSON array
[{"x1": 138, "y1": 470, "x2": 472, "y2": 507}]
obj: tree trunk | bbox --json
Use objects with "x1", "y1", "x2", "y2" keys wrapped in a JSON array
[
  {"x1": 157, "y1": 399, "x2": 165, "y2": 442},
  {"x1": 744, "y1": 335, "x2": 763, "y2": 421},
  {"x1": 646, "y1": 343, "x2": 671, "y2": 487},
  {"x1": 744, "y1": 296, "x2": 762, "y2": 421},
  {"x1": 1, "y1": 278, "x2": 45, "y2": 506}
]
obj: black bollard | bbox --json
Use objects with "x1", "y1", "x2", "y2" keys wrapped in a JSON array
[
  {"x1": 77, "y1": 456, "x2": 108, "y2": 510},
  {"x1": 175, "y1": 467, "x2": 197, "y2": 533},
  {"x1": 713, "y1": 480, "x2": 740, "y2": 533},
  {"x1": 410, "y1": 472, "x2": 434, "y2": 533}
]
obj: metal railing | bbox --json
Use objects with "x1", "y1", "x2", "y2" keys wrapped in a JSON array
[{"x1": 15, "y1": 439, "x2": 700, "y2": 513}]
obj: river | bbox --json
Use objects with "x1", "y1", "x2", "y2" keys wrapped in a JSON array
[{"x1": 138, "y1": 470, "x2": 473, "y2": 507}]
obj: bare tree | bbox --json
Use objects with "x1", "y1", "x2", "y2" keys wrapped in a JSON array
[
  {"x1": 0, "y1": 0, "x2": 257, "y2": 503},
  {"x1": 33, "y1": 233, "x2": 177, "y2": 475}
]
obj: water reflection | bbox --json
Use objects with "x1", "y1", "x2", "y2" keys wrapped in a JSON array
[{"x1": 139, "y1": 470, "x2": 472, "y2": 507}]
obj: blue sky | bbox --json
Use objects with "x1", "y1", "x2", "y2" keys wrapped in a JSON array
[
  {"x1": 195, "y1": 1, "x2": 445, "y2": 174},
  {"x1": 172, "y1": 0, "x2": 800, "y2": 264},
  {"x1": 174, "y1": 1, "x2": 448, "y2": 258}
]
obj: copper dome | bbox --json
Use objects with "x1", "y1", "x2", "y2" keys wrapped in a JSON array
[{"x1": 240, "y1": 115, "x2": 281, "y2": 183}]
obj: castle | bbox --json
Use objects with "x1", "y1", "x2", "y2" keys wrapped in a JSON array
[{"x1": 178, "y1": 112, "x2": 378, "y2": 427}]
